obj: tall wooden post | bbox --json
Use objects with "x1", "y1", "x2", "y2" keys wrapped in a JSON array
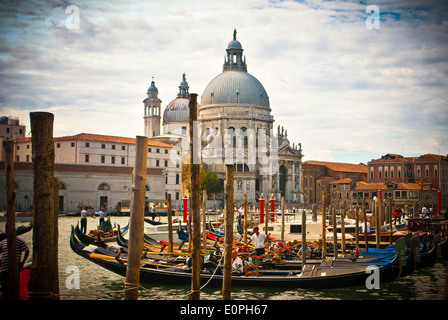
[
  {"x1": 223, "y1": 164, "x2": 234, "y2": 300},
  {"x1": 243, "y1": 194, "x2": 248, "y2": 243},
  {"x1": 389, "y1": 198, "x2": 393, "y2": 245},
  {"x1": 332, "y1": 206, "x2": 338, "y2": 257},
  {"x1": 363, "y1": 197, "x2": 368, "y2": 251},
  {"x1": 301, "y1": 205, "x2": 307, "y2": 267},
  {"x1": 340, "y1": 202, "x2": 346, "y2": 256},
  {"x1": 53, "y1": 177, "x2": 60, "y2": 297},
  {"x1": 124, "y1": 136, "x2": 148, "y2": 300},
  {"x1": 355, "y1": 204, "x2": 359, "y2": 250},
  {"x1": 375, "y1": 196, "x2": 380, "y2": 249},
  {"x1": 259, "y1": 195, "x2": 264, "y2": 224},
  {"x1": 281, "y1": 196, "x2": 285, "y2": 241},
  {"x1": 167, "y1": 193, "x2": 173, "y2": 253},
  {"x1": 28, "y1": 112, "x2": 58, "y2": 300},
  {"x1": 3, "y1": 140, "x2": 19, "y2": 300},
  {"x1": 264, "y1": 197, "x2": 269, "y2": 236},
  {"x1": 321, "y1": 191, "x2": 327, "y2": 259},
  {"x1": 188, "y1": 93, "x2": 201, "y2": 300},
  {"x1": 202, "y1": 190, "x2": 207, "y2": 251}
]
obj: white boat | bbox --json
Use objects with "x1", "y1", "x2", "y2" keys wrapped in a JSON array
[{"x1": 259, "y1": 220, "x2": 355, "y2": 242}]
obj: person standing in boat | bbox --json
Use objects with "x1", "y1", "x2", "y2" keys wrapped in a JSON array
[
  {"x1": 98, "y1": 207, "x2": 107, "y2": 226},
  {"x1": 151, "y1": 206, "x2": 157, "y2": 221},
  {"x1": 247, "y1": 226, "x2": 267, "y2": 256},
  {"x1": 361, "y1": 219, "x2": 371, "y2": 234},
  {"x1": 393, "y1": 207, "x2": 402, "y2": 225},
  {"x1": 80, "y1": 207, "x2": 94, "y2": 233}
]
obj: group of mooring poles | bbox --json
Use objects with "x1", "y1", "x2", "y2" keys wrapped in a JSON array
[{"x1": 321, "y1": 189, "x2": 396, "y2": 259}]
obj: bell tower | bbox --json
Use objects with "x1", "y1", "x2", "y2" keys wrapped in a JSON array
[{"x1": 143, "y1": 77, "x2": 161, "y2": 138}]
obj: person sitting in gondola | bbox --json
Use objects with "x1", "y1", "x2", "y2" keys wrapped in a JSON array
[
  {"x1": 297, "y1": 243, "x2": 311, "y2": 258},
  {"x1": 177, "y1": 224, "x2": 189, "y2": 251},
  {"x1": 232, "y1": 250, "x2": 244, "y2": 274}
]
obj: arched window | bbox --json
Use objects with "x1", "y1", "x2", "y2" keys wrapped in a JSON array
[
  {"x1": 227, "y1": 126, "x2": 236, "y2": 147},
  {"x1": 240, "y1": 127, "x2": 248, "y2": 147},
  {"x1": 98, "y1": 183, "x2": 110, "y2": 191}
]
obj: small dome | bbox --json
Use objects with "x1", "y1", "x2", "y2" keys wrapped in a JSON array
[
  {"x1": 163, "y1": 98, "x2": 189, "y2": 124},
  {"x1": 227, "y1": 40, "x2": 242, "y2": 50},
  {"x1": 147, "y1": 80, "x2": 158, "y2": 93}
]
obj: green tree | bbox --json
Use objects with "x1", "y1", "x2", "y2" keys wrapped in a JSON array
[
  {"x1": 182, "y1": 163, "x2": 223, "y2": 196},
  {"x1": 200, "y1": 170, "x2": 223, "y2": 196}
]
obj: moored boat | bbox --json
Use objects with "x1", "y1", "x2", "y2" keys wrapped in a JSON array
[{"x1": 70, "y1": 225, "x2": 400, "y2": 289}]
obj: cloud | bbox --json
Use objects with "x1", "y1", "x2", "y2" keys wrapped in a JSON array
[{"x1": 0, "y1": 0, "x2": 447, "y2": 164}]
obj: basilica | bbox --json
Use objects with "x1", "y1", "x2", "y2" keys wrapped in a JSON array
[{"x1": 146, "y1": 31, "x2": 304, "y2": 204}]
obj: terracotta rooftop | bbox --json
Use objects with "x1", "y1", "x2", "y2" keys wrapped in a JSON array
[
  {"x1": 15, "y1": 133, "x2": 173, "y2": 148},
  {"x1": 369, "y1": 153, "x2": 447, "y2": 163},
  {"x1": 303, "y1": 160, "x2": 367, "y2": 173},
  {"x1": 330, "y1": 178, "x2": 353, "y2": 184},
  {"x1": 355, "y1": 181, "x2": 433, "y2": 191}
]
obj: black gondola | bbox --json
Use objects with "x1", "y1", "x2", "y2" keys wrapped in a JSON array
[
  {"x1": 75, "y1": 222, "x2": 128, "y2": 246},
  {"x1": 70, "y1": 225, "x2": 401, "y2": 289},
  {"x1": 0, "y1": 221, "x2": 33, "y2": 241}
]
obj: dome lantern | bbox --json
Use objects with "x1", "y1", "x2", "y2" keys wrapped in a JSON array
[{"x1": 223, "y1": 29, "x2": 247, "y2": 72}]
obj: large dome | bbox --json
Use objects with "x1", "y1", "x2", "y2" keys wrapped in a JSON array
[
  {"x1": 200, "y1": 70, "x2": 270, "y2": 109},
  {"x1": 163, "y1": 97, "x2": 189, "y2": 124}
]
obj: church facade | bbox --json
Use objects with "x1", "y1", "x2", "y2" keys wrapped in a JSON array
[{"x1": 148, "y1": 31, "x2": 304, "y2": 204}]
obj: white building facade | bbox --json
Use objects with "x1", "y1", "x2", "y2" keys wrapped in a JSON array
[{"x1": 152, "y1": 31, "x2": 304, "y2": 204}]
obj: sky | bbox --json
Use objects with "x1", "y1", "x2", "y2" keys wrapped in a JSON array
[{"x1": 1, "y1": 0, "x2": 447, "y2": 165}]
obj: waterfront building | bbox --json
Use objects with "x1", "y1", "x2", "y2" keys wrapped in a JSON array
[
  {"x1": 368, "y1": 153, "x2": 448, "y2": 208},
  {"x1": 150, "y1": 31, "x2": 304, "y2": 204},
  {"x1": 328, "y1": 179, "x2": 438, "y2": 213},
  {"x1": 0, "y1": 133, "x2": 180, "y2": 212},
  {"x1": 301, "y1": 160, "x2": 367, "y2": 205}
]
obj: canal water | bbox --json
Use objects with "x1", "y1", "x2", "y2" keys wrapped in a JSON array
[{"x1": 2, "y1": 216, "x2": 447, "y2": 301}]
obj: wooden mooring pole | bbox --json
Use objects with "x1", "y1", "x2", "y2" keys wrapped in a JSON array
[
  {"x1": 332, "y1": 206, "x2": 337, "y2": 257},
  {"x1": 167, "y1": 193, "x2": 173, "y2": 253},
  {"x1": 355, "y1": 204, "x2": 359, "y2": 251},
  {"x1": 223, "y1": 164, "x2": 234, "y2": 300},
  {"x1": 321, "y1": 192, "x2": 327, "y2": 260},
  {"x1": 340, "y1": 202, "x2": 346, "y2": 256},
  {"x1": 28, "y1": 112, "x2": 59, "y2": 300},
  {"x1": 188, "y1": 93, "x2": 201, "y2": 300},
  {"x1": 124, "y1": 136, "x2": 148, "y2": 300},
  {"x1": 243, "y1": 194, "x2": 248, "y2": 243},
  {"x1": 281, "y1": 196, "x2": 285, "y2": 241},
  {"x1": 3, "y1": 140, "x2": 19, "y2": 300},
  {"x1": 202, "y1": 189, "x2": 207, "y2": 251},
  {"x1": 301, "y1": 205, "x2": 307, "y2": 267},
  {"x1": 363, "y1": 197, "x2": 368, "y2": 251}
]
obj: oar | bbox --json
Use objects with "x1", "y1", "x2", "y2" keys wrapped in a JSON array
[
  {"x1": 207, "y1": 231, "x2": 255, "y2": 249},
  {"x1": 89, "y1": 252, "x2": 189, "y2": 270}
]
